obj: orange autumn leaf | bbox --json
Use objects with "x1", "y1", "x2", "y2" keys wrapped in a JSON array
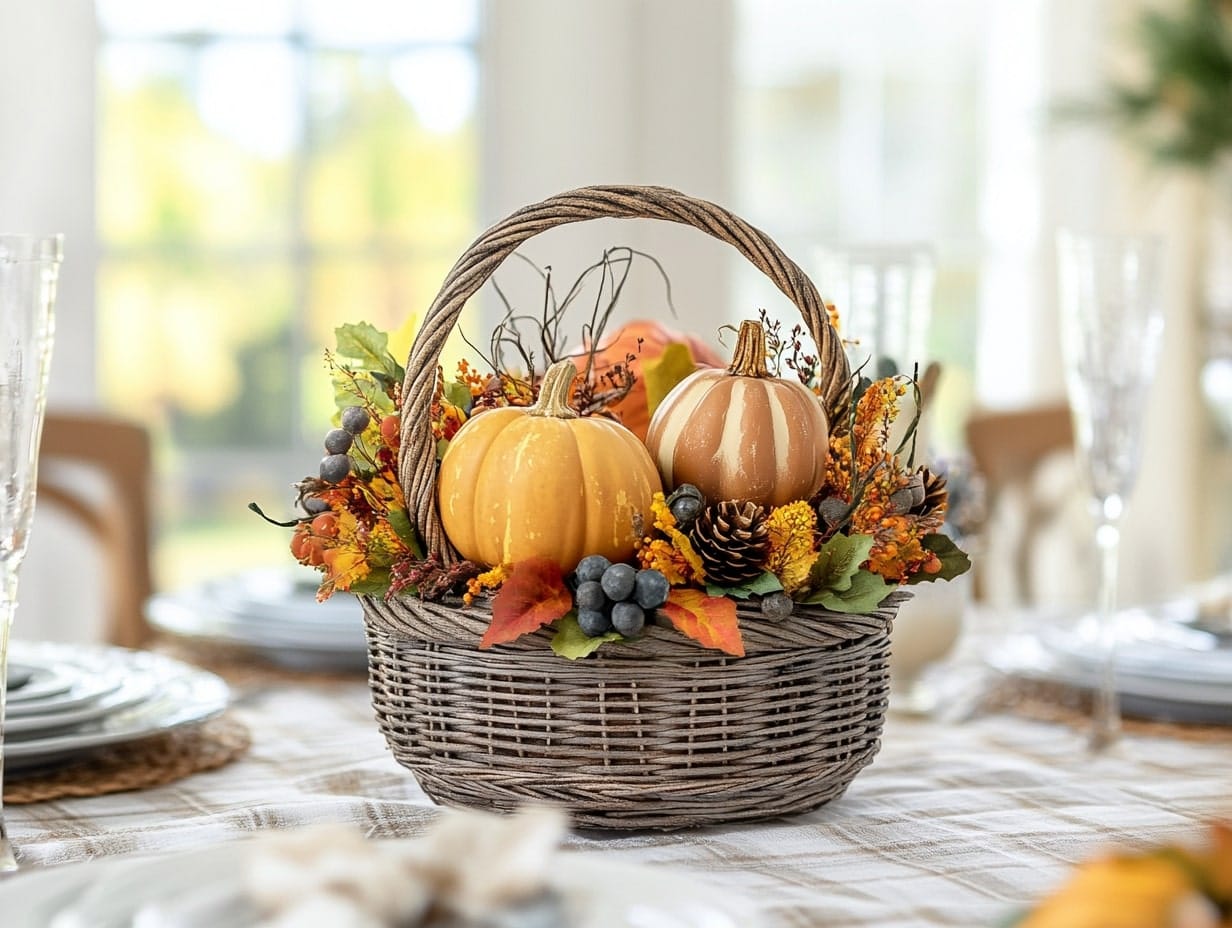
[
  {"x1": 661, "y1": 589, "x2": 744, "y2": 657},
  {"x1": 480, "y1": 557, "x2": 573, "y2": 649}
]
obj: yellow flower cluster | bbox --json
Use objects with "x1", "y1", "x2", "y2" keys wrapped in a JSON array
[
  {"x1": 764, "y1": 501, "x2": 819, "y2": 593},
  {"x1": 636, "y1": 493, "x2": 706, "y2": 585},
  {"x1": 464, "y1": 564, "x2": 510, "y2": 605},
  {"x1": 821, "y1": 376, "x2": 944, "y2": 584}
]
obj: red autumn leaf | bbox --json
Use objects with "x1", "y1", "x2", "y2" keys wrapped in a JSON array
[
  {"x1": 661, "y1": 589, "x2": 745, "y2": 657},
  {"x1": 480, "y1": 557, "x2": 573, "y2": 649}
]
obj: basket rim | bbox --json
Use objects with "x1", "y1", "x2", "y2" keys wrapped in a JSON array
[{"x1": 359, "y1": 588, "x2": 908, "y2": 659}]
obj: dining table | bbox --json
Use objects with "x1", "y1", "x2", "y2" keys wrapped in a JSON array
[{"x1": 5, "y1": 626, "x2": 1231, "y2": 928}]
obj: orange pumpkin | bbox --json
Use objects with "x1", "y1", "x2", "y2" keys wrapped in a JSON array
[
  {"x1": 438, "y1": 360, "x2": 662, "y2": 570},
  {"x1": 645, "y1": 320, "x2": 829, "y2": 508},
  {"x1": 585, "y1": 320, "x2": 724, "y2": 442}
]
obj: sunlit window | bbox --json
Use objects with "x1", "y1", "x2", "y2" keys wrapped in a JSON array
[
  {"x1": 95, "y1": 1, "x2": 480, "y2": 586},
  {"x1": 733, "y1": 0, "x2": 1043, "y2": 450}
]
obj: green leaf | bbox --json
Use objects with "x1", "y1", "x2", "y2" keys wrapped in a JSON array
[
  {"x1": 550, "y1": 613, "x2": 623, "y2": 660},
  {"x1": 443, "y1": 379, "x2": 473, "y2": 413},
  {"x1": 436, "y1": 438, "x2": 452, "y2": 461},
  {"x1": 706, "y1": 571, "x2": 783, "y2": 600},
  {"x1": 806, "y1": 533, "x2": 875, "y2": 595},
  {"x1": 348, "y1": 570, "x2": 391, "y2": 596},
  {"x1": 332, "y1": 371, "x2": 395, "y2": 419},
  {"x1": 642, "y1": 342, "x2": 698, "y2": 417},
  {"x1": 386, "y1": 509, "x2": 423, "y2": 559},
  {"x1": 335, "y1": 322, "x2": 401, "y2": 380},
  {"x1": 907, "y1": 534, "x2": 973, "y2": 584},
  {"x1": 806, "y1": 568, "x2": 895, "y2": 613}
]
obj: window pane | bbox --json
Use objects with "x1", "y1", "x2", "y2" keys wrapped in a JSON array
[
  {"x1": 302, "y1": 0, "x2": 478, "y2": 46},
  {"x1": 159, "y1": 467, "x2": 301, "y2": 589},
  {"x1": 98, "y1": 259, "x2": 295, "y2": 450},
  {"x1": 97, "y1": 0, "x2": 296, "y2": 38},
  {"x1": 98, "y1": 41, "x2": 296, "y2": 247},
  {"x1": 300, "y1": 254, "x2": 460, "y2": 441},
  {"x1": 97, "y1": 10, "x2": 482, "y2": 589},
  {"x1": 305, "y1": 49, "x2": 478, "y2": 249},
  {"x1": 734, "y1": 0, "x2": 989, "y2": 452}
]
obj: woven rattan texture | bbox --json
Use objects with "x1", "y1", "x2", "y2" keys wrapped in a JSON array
[
  {"x1": 6, "y1": 715, "x2": 250, "y2": 805},
  {"x1": 364, "y1": 594, "x2": 902, "y2": 830},
  {"x1": 366, "y1": 184, "x2": 891, "y2": 830}
]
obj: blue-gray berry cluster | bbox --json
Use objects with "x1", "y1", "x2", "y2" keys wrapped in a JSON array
[
  {"x1": 571, "y1": 556, "x2": 669, "y2": 638},
  {"x1": 319, "y1": 406, "x2": 373, "y2": 484}
]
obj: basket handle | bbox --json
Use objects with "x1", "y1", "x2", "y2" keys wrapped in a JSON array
[{"x1": 398, "y1": 184, "x2": 852, "y2": 563}]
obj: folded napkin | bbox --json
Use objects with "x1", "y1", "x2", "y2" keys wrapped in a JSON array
[{"x1": 246, "y1": 806, "x2": 569, "y2": 928}]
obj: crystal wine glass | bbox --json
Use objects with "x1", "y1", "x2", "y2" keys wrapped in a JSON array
[
  {"x1": 0, "y1": 234, "x2": 61, "y2": 871},
  {"x1": 1056, "y1": 230, "x2": 1163, "y2": 753}
]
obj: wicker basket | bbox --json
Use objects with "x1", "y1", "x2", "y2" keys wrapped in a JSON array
[{"x1": 361, "y1": 185, "x2": 905, "y2": 831}]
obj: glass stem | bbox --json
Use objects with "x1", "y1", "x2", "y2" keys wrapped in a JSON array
[
  {"x1": 1090, "y1": 514, "x2": 1121, "y2": 753},
  {"x1": 0, "y1": 565, "x2": 14, "y2": 872}
]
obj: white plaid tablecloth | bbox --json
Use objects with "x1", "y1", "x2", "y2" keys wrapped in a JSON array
[{"x1": 6, "y1": 668, "x2": 1232, "y2": 927}]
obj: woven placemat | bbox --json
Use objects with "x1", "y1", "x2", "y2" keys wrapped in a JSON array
[
  {"x1": 5, "y1": 715, "x2": 251, "y2": 805},
  {"x1": 983, "y1": 677, "x2": 1232, "y2": 744}
]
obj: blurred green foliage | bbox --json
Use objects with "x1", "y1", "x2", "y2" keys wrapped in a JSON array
[{"x1": 1066, "y1": 0, "x2": 1232, "y2": 169}]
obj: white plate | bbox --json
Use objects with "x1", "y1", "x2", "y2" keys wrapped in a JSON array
[
  {"x1": 986, "y1": 633, "x2": 1232, "y2": 725},
  {"x1": 149, "y1": 593, "x2": 364, "y2": 646},
  {"x1": 1038, "y1": 608, "x2": 1232, "y2": 685},
  {"x1": 212, "y1": 568, "x2": 360, "y2": 626},
  {"x1": 5, "y1": 661, "x2": 75, "y2": 705},
  {"x1": 0, "y1": 842, "x2": 762, "y2": 928},
  {"x1": 6, "y1": 669, "x2": 156, "y2": 737},
  {"x1": 6, "y1": 664, "x2": 33, "y2": 691},
  {"x1": 147, "y1": 585, "x2": 368, "y2": 670},
  {"x1": 4, "y1": 648, "x2": 128, "y2": 719},
  {"x1": 5, "y1": 646, "x2": 229, "y2": 771}
]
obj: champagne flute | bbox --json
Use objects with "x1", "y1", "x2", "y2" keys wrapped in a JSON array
[
  {"x1": 1056, "y1": 230, "x2": 1163, "y2": 753},
  {"x1": 0, "y1": 234, "x2": 61, "y2": 871}
]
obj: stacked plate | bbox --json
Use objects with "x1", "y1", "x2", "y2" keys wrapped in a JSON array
[
  {"x1": 146, "y1": 569, "x2": 368, "y2": 670},
  {"x1": 986, "y1": 603, "x2": 1232, "y2": 724},
  {"x1": 5, "y1": 642, "x2": 229, "y2": 772}
]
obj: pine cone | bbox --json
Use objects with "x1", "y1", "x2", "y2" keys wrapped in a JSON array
[
  {"x1": 689, "y1": 500, "x2": 770, "y2": 586},
  {"x1": 912, "y1": 467, "x2": 948, "y2": 518}
]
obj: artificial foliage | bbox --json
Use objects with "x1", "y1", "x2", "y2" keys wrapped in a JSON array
[{"x1": 258, "y1": 251, "x2": 969, "y2": 661}]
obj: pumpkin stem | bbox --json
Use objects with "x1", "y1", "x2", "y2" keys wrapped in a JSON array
[
  {"x1": 529, "y1": 360, "x2": 581, "y2": 419},
  {"x1": 729, "y1": 320, "x2": 771, "y2": 378}
]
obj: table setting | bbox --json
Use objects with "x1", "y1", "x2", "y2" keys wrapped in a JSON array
[
  {"x1": 146, "y1": 568, "x2": 369, "y2": 672},
  {"x1": 2, "y1": 188, "x2": 1231, "y2": 928}
]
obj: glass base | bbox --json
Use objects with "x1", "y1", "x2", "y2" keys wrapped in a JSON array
[
  {"x1": 889, "y1": 677, "x2": 940, "y2": 716},
  {"x1": 0, "y1": 829, "x2": 14, "y2": 873}
]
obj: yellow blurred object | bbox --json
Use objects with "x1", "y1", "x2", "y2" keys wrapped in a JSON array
[
  {"x1": 387, "y1": 312, "x2": 421, "y2": 371},
  {"x1": 1019, "y1": 824, "x2": 1232, "y2": 928}
]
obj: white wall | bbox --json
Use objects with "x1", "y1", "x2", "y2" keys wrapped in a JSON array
[
  {"x1": 0, "y1": 0, "x2": 98, "y2": 407},
  {"x1": 0, "y1": 0, "x2": 104, "y2": 642},
  {"x1": 479, "y1": 0, "x2": 735, "y2": 343}
]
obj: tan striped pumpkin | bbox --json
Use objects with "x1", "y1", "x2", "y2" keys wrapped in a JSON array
[
  {"x1": 438, "y1": 359, "x2": 662, "y2": 571},
  {"x1": 645, "y1": 320, "x2": 829, "y2": 508}
]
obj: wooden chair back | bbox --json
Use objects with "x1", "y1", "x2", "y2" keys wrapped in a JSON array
[
  {"x1": 965, "y1": 403, "x2": 1075, "y2": 603},
  {"x1": 37, "y1": 412, "x2": 153, "y2": 647}
]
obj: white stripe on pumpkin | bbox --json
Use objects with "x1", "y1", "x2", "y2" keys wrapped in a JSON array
[
  {"x1": 767, "y1": 386, "x2": 791, "y2": 489},
  {"x1": 654, "y1": 375, "x2": 709, "y2": 485}
]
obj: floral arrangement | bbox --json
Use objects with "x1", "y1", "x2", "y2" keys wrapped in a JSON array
[
  {"x1": 1017, "y1": 822, "x2": 1232, "y2": 928},
  {"x1": 257, "y1": 252, "x2": 969, "y2": 660}
]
